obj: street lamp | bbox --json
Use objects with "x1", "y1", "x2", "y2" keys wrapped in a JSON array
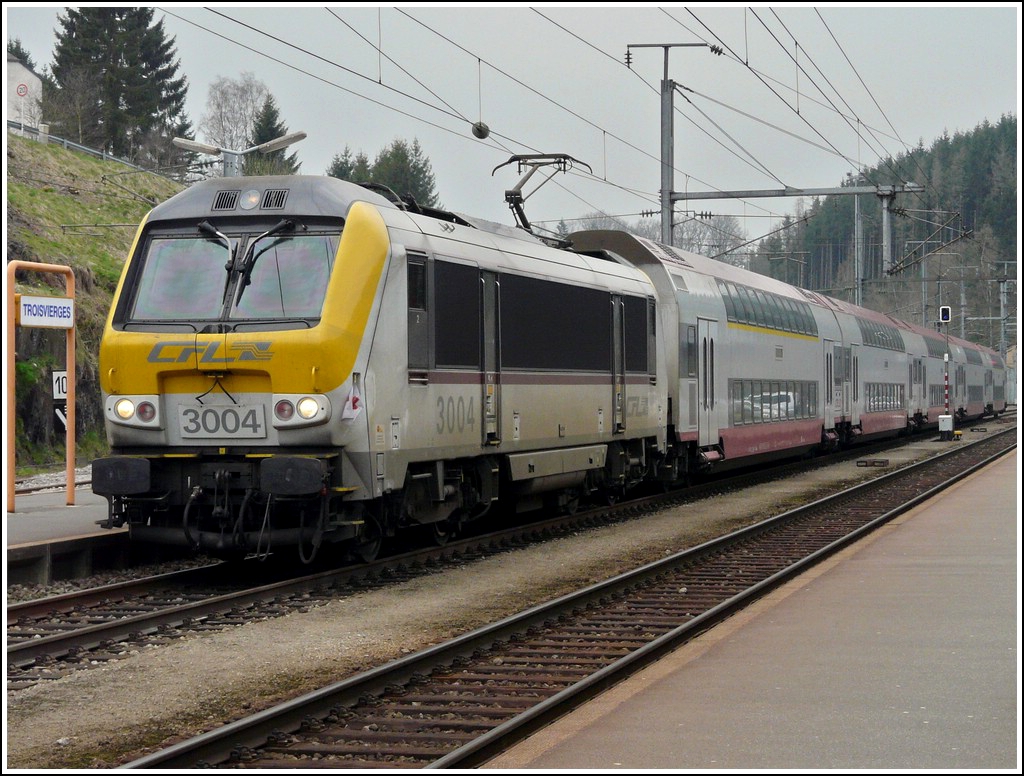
[{"x1": 173, "y1": 131, "x2": 307, "y2": 177}]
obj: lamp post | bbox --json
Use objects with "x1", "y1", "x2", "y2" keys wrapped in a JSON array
[{"x1": 173, "y1": 132, "x2": 307, "y2": 177}]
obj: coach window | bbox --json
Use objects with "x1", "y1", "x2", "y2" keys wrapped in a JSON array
[
  {"x1": 782, "y1": 298, "x2": 799, "y2": 333},
  {"x1": 786, "y1": 298, "x2": 800, "y2": 332},
  {"x1": 745, "y1": 289, "x2": 762, "y2": 328},
  {"x1": 623, "y1": 295, "x2": 648, "y2": 373},
  {"x1": 722, "y1": 283, "x2": 737, "y2": 323},
  {"x1": 751, "y1": 289, "x2": 770, "y2": 329},
  {"x1": 733, "y1": 286, "x2": 753, "y2": 325},
  {"x1": 766, "y1": 294, "x2": 783, "y2": 331},
  {"x1": 685, "y1": 325, "x2": 697, "y2": 377}
]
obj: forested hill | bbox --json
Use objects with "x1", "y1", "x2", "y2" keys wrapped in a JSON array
[{"x1": 751, "y1": 114, "x2": 1016, "y2": 347}]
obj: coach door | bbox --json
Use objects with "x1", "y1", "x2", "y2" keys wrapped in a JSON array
[
  {"x1": 481, "y1": 271, "x2": 501, "y2": 445},
  {"x1": 911, "y1": 356, "x2": 924, "y2": 408},
  {"x1": 840, "y1": 345, "x2": 852, "y2": 417},
  {"x1": 822, "y1": 339, "x2": 837, "y2": 429},
  {"x1": 697, "y1": 318, "x2": 718, "y2": 447},
  {"x1": 849, "y1": 344, "x2": 860, "y2": 423}
]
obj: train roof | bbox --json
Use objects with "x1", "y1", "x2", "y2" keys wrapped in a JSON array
[
  {"x1": 569, "y1": 230, "x2": 819, "y2": 303},
  {"x1": 148, "y1": 174, "x2": 555, "y2": 247},
  {"x1": 146, "y1": 175, "x2": 403, "y2": 223},
  {"x1": 568, "y1": 229, "x2": 1005, "y2": 360}
]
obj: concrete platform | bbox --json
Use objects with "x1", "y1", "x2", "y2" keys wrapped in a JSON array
[
  {"x1": 487, "y1": 450, "x2": 1020, "y2": 770},
  {"x1": 6, "y1": 485, "x2": 113, "y2": 543},
  {"x1": 5, "y1": 486, "x2": 127, "y2": 585}
]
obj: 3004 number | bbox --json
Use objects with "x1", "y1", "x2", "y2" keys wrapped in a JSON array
[
  {"x1": 180, "y1": 406, "x2": 266, "y2": 438},
  {"x1": 436, "y1": 396, "x2": 475, "y2": 434}
]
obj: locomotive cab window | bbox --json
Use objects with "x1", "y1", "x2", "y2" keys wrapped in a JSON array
[
  {"x1": 129, "y1": 236, "x2": 227, "y2": 321},
  {"x1": 230, "y1": 233, "x2": 338, "y2": 319},
  {"x1": 124, "y1": 226, "x2": 340, "y2": 327}
]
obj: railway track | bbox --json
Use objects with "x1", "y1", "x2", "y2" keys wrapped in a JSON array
[
  {"x1": 6, "y1": 419, "x2": 1013, "y2": 690},
  {"x1": 121, "y1": 427, "x2": 1015, "y2": 769}
]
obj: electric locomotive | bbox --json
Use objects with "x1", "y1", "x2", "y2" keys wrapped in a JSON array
[{"x1": 93, "y1": 175, "x2": 665, "y2": 560}]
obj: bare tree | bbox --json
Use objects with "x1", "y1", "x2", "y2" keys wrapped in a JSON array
[
  {"x1": 198, "y1": 72, "x2": 270, "y2": 153},
  {"x1": 42, "y1": 65, "x2": 105, "y2": 148},
  {"x1": 568, "y1": 212, "x2": 747, "y2": 263},
  {"x1": 676, "y1": 214, "x2": 746, "y2": 262}
]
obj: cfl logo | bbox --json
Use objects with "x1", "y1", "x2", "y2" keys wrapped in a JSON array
[{"x1": 147, "y1": 341, "x2": 274, "y2": 363}]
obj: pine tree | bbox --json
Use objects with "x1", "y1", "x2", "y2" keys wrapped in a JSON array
[
  {"x1": 370, "y1": 139, "x2": 439, "y2": 208},
  {"x1": 326, "y1": 147, "x2": 372, "y2": 182},
  {"x1": 325, "y1": 138, "x2": 440, "y2": 206},
  {"x1": 49, "y1": 8, "x2": 190, "y2": 163},
  {"x1": 7, "y1": 38, "x2": 37, "y2": 71},
  {"x1": 242, "y1": 96, "x2": 301, "y2": 176}
]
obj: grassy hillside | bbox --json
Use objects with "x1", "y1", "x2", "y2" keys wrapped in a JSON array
[{"x1": 6, "y1": 131, "x2": 184, "y2": 470}]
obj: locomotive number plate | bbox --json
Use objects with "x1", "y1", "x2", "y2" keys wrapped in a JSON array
[{"x1": 178, "y1": 405, "x2": 267, "y2": 439}]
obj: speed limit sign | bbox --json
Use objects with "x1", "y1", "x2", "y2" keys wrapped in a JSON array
[
  {"x1": 17, "y1": 83, "x2": 28, "y2": 97},
  {"x1": 53, "y1": 370, "x2": 68, "y2": 399}
]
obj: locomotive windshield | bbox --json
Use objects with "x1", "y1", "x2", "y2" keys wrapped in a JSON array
[{"x1": 127, "y1": 229, "x2": 340, "y2": 324}]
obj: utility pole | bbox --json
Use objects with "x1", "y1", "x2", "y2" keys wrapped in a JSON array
[
  {"x1": 627, "y1": 43, "x2": 925, "y2": 279},
  {"x1": 626, "y1": 43, "x2": 721, "y2": 246},
  {"x1": 854, "y1": 184, "x2": 864, "y2": 305}
]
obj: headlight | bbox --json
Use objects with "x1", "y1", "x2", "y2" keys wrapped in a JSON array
[
  {"x1": 297, "y1": 397, "x2": 320, "y2": 419},
  {"x1": 272, "y1": 394, "x2": 330, "y2": 428},
  {"x1": 106, "y1": 395, "x2": 161, "y2": 428}
]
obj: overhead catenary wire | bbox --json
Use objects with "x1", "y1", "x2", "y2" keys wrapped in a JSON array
[
  {"x1": 680, "y1": 8, "x2": 871, "y2": 178},
  {"x1": 205, "y1": 5, "x2": 789, "y2": 232},
  {"x1": 812, "y1": 8, "x2": 936, "y2": 200},
  {"x1": 158, "y1": 6, "x2": 919, "y2": 252},
  {"x1": 166, "y1": 6, "x2": 778, "y2": 239},
  {"x1": 163, "y1": 6, "x2": 656, "y2": 224}
]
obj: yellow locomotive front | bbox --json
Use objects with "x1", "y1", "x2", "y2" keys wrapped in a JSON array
[{"x1": 93, "y1": 176, "x2": 391, "y2": 560}]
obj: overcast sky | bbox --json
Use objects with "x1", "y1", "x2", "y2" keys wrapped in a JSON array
[{"x1": 4, "y1": 4, "x2": 1020, "y2": 242}]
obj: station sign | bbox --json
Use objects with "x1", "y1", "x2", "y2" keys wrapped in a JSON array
[{"x1": 18, "y1": 295, "x2": 75, "y2": 329}]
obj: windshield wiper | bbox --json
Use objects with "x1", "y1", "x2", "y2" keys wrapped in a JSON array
[
  {"x1": 234, "y1": 219, "x2": 297, "y2": 305},
  {"x1": 198, "y1": 219, "x2": 237, "y2": 304}
]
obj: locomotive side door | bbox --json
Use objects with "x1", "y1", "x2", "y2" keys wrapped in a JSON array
[
  {"x1": 612, "y1": 296, "x2": 626, "y2": 433},
  {"x1": 697, "y1": 317, "x2": 718, "y2": 448},
  {"x1": 481, "y1": 271, "x2": 501, "y2": 445}
]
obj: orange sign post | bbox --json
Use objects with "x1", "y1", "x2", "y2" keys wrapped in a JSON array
[{"x1": 6, "y1": 261, "x2": 77, "y2": 511}]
